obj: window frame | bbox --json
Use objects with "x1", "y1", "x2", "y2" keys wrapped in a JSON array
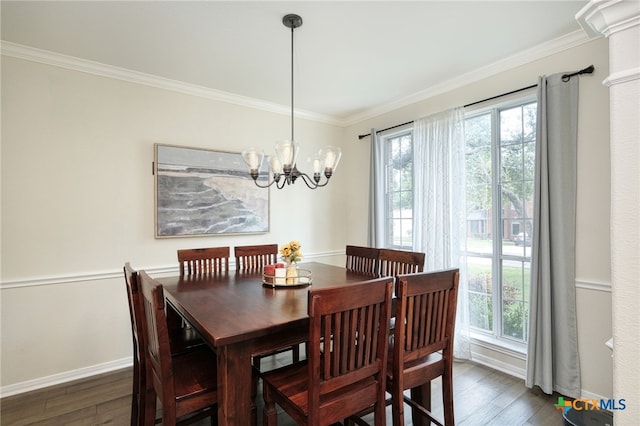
[
  {"x1": 380, "y1": 129, "x2": 414, "y2": 250},
  {"x1": 464, "y1": 93, "x2": 537, "y2": 350}
]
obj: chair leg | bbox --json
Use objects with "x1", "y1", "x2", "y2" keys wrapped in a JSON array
[
  {"x1": 253, "y1": 355, "x2": 261, "y2": 370},
  {"x1": 251, "y1": 370, "x2": 258, "y2": 426},
  {"x1": 131, "y1": 357, "x2": 140, "y2": 426},
  {"x1": 142, "y1": 386, "x2": 157, "y2": 426},
  {"x1": 442, "y1": 369, "x2": 455, "y2": 425},
  {"x1": 262, "y1": 385, "x2": 277, "y2": 426},
  {"x1": 410, "y1": 382, "x2": 431, "y2": 426},
  {"x1": 390, "y1": 379, "x2": 404, "y2": 426},
  {"x1": 292, "y1": 344, "x2": 300, "y2": 362},
  {"x1": 374, "y1": 400, "x2": 386, "y2": 426}
]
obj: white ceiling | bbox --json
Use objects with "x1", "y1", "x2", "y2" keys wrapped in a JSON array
[{"x1": 1, "y1": 1, "x2": 589, "y2": 124}]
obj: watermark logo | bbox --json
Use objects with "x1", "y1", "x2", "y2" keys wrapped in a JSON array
[
  {"x1": 554, "y1": 397, "x2": 572, "y2": 414},
  {"x1": 554, "y1": 396, "x2": 626, "y2": 414}
]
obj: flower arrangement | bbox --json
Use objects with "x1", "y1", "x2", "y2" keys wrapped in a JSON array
[{"x1": 280, "y1": 240, "x2": 303, "y2": 265}]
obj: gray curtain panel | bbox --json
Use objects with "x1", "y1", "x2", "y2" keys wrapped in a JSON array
[
  {"x1": 368, "y1": 128, "x2": 385, "y2": 248},
  {"x1": 526, "y1": 73, "x2": 581, "y2": 397}
]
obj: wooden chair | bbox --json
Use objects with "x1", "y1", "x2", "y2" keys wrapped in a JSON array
[
  {"x1": 234, "y1": 244, "x2": 300, "y2": 368},
  {"x1": 123, "y1": 263, "x2": 145, "y2": 426},
  {"x1": 175, "y1": 247, "x2": 229, "y2": 339},
  {"x1": 388, "y1": 269, "x2": 460, "y2": 426},
  {"x1": 123, "y1": 263, "x2": 208, "y2": 426},
  {"x1": 139, "y1": 270, "x2": 218, "y2": 425},
  {"x1": 261, "y1": 277, "x2": 394, "y2": 426},
  {"x1": 234, "y1": 243, "x2": 278, "y2": 272},
  {"x1": 345, "y1": 245, "x2": 380, "y2": 277},
  {"x1": 178, "y1": 246, "x2": 230, "y2": 275},
  {"x1": 378, "y1": 248, "x2": 425, "y2": 277}
]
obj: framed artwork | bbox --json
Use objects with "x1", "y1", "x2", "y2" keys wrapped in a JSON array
[{"x1": 154, "y1": 144, "x2": 269, "y2": 237}]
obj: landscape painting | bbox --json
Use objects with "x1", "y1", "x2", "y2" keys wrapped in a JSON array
[{"x1": 155, "y1": 144, "x2": 269, "y2": 237}]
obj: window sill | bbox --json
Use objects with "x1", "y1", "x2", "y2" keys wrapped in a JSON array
[{"x1": 469, "y1": 331, "x2": 527, "y2": 360}]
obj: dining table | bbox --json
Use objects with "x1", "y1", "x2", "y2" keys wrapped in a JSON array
[{"x1": 158, "y1": 261, "x2": 376, "y2": 426}]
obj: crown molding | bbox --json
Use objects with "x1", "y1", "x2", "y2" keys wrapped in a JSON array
[
  {"x1": 342, "y1": 30, "x2": 592, "y2": 126},
  {"x1": 576, "y1": 0, "x2": 640, "y2": 38},
  {"x1": 0, "y1": 41, "x2": 341, "y2": 126},
  {"x1": 1, "y1": 29, "x2": 594, "y2": 130}
]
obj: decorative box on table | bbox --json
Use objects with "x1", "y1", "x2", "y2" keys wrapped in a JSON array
[{"x1": 262, "y1": 263, "x2": 312, "y2": 288}]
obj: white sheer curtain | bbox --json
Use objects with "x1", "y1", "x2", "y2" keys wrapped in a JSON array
[{"x1": 413, "y1": 108, "x2": 470, "y2": 359}]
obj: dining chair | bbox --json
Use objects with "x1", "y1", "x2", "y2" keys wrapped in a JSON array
[
  {"x1": 175, "y1": 247, "x2": 229, "y2": 341},
  {"x1": 378, "y1": 248, "x2": 425, "y2": 277},
  {"x1": 178, "y1": 246, "x2": 230, "y2": 275},
  {"x1": 123, "y1": 263, "x2": 145, "y2": 426},
  {"x1": 261, "y1": 277, "x2": 394, "y2": 426},
  {"x1": 387, "y1": 268, "x2": 460, "y2": 426},
  {"x1": 138, "y1": 270, "x2": 218, "y2": 425},
  {"x1": 234, "y1": 243, "x2": 300, "y2": 368},
  {"x1": 234, "y1": 243, "x2": 279, "y2": 272},
  {"x1": 123, "y1": 263, "x2": 209, "y2": 426},
  {"x1": 345, "y1": 245, "x2": 380, "y2": 277}
]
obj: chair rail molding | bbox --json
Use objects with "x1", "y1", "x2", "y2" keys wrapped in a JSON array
[{"x1": 0, "y1": 250, "x2": 343, "y2": 289}]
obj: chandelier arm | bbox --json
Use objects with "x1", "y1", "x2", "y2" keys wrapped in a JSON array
[
  {"x1": 276, "y1": 176, "x2": 288, "y2": 190},
  {"x1": 298, "y1": 172, "x2": 324, "y2": 189},
  {"x1": 251, "y1": 177, "x2": 278, "y2": 189}
]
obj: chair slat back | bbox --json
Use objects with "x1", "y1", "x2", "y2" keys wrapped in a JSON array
[
  {"x1": 234, "y1": 244, "x2": 278, "y2": 272},
  {"x1": 307, "y1": 277, "x2": 393, "y2": 414},
  {"x1": 378, "y1": 248, "x2": 425, "y2": 277},
  {"x1": 139, "y1": 271, "x2": 176, "y2": 408},
  {"x1": 345, "y1": 245, "x2": 380, "y2": 277},
  {"x1": 124, "y1": 263, "x2": 145, "y2": 366},
  {"x1": 395, "y1": 269, "x2": 459, "y2": 365},
  {"x1": 178, "y1": 246, "x2": 230, "y2": 275}
]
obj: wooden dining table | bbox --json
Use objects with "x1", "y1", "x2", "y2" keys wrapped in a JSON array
[{"x1": 158, "y1": 261, "x2": 376, "y2": 426}]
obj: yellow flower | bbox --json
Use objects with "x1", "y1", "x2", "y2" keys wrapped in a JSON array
[{"x1": 279, "y1": 240, "x2": 303, "y2": 263}]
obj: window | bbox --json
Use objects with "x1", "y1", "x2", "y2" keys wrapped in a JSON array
[
  {"x1": 465, "y1": 97, "x2": 536, "y2": 346},
  {"x1": 378, "y1": 96, "x2": 536, "y2": 348},
  {"x1": 382, "y1": 130, "x2": 413, "y2": 249}
]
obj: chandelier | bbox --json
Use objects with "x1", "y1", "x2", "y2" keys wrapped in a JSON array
[{"x1": 241, "y1": 14, "x2": 341, "y2": 189}]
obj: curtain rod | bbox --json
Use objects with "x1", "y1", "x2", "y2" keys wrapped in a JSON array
[{"x1": 357, "y1": 64, "x2": 595, "y2": 140}]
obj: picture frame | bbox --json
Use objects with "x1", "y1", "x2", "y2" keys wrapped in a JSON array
[{"x1": 154, "y1": 143, "x2": 269, "y2": 238}]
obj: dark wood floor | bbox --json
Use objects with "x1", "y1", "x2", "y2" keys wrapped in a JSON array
[{"x1": 1, "y1": 356, "x2": 564, "y2": 425}]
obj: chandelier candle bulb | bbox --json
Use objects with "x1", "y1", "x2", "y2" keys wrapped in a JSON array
[
  {"x1": 276, "y1": 140, "x2": 298, "y2": 169},
  {"x1": 324, "y1": 152, "x2": 335, "y2": 170},
  {"x1": 241, "y1": 148, "x2": 264, "y2": 174},
  {"x1": 270, "y1": 156, "x2": 282, "y2": 174}
]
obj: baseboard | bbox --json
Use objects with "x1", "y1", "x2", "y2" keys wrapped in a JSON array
[
  {"x1": 0, "y1": 357, "x2": 132, "y2": 398},
  {"x1": 469, "y1": 352, "x2": 612, "y2": 401},
  {"x1": 470, "y1": 351, "x2": 527, "y2": 380},
  {"x1": 2, "y1": 353, "x2": 610, "y2": 402},
  {"x1": 581, "y1": 389, "x2": 611, "y2": 401}
]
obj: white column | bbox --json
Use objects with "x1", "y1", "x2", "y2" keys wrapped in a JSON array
[{"x1": 577, "y1": 1, "x2": 640, "y2": 424}]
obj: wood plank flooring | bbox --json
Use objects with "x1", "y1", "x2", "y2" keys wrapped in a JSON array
[{"x1": 1, "y1": 358, "x2": 564, "y2": 425}]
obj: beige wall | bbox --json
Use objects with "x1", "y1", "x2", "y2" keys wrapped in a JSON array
[
  {"x1": 0, "y1": 56, "x2": 347, "y2": 391},
  {"x1": 2, "y1": 37, "x2": 614, "y2": 401}
]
